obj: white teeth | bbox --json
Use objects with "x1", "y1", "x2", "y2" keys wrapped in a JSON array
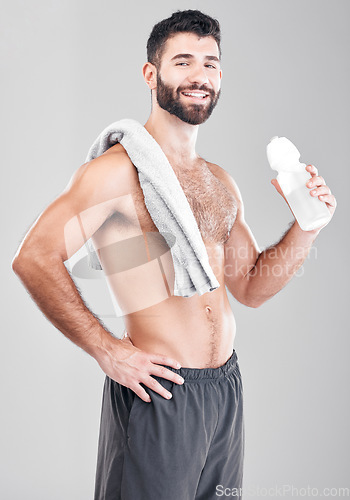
[{"x1": 183, "y1": 92, "x2": 207, "y2": 98}]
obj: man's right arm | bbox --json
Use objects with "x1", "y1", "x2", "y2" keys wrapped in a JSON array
[{"x1": 11, "y1": 153, "x2": 184, "y2": 401}]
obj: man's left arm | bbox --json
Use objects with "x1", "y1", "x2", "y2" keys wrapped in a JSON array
[{"x1": 215, "y1": 163, "x2": 337, "y2": 308}]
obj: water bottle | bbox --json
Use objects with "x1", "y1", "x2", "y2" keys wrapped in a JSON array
[{"x1": 266, "y1": 136, "x2": 331, "y2": 231}]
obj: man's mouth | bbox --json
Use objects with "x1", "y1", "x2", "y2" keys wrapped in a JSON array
[{"x1": 181, "y1": 91, "x2": 210, "y2": 102}]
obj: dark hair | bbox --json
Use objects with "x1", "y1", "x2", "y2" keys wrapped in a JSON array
[{"x1": 147, "y1": 9, "x2": 221, "y2": 70}]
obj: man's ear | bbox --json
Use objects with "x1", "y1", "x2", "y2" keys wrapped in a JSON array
[{"x1": 142, "y1": 62, "x2": 157, "y2": 90}]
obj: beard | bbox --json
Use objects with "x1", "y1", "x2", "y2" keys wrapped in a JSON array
[{"x1": 155, "y1": 72, "x2": 221, "y2": 125}]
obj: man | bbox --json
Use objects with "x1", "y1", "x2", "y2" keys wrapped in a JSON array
[{"x1": 12, "y1": 9, "x2": 336, "y2": 500}]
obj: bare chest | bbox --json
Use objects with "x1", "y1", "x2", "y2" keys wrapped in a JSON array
[
  {"x1": 131, "y1": 161, "x2": 237, "y2": 244},
  {"x1": 174, "y1": 163, "x2": 237, "y2": 243}
]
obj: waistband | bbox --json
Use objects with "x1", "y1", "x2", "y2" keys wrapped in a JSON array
[{"x1": 162, "y1": 349, "x2": 238, "y2": 383}]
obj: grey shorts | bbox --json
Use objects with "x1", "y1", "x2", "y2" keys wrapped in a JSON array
[{"x1": 94, "y1": 349, "x2": 244, "y2": 500}]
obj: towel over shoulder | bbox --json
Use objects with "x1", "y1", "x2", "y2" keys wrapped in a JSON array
[{"x1": 84, "y1": 118, "x2": 220, "y2": 298}]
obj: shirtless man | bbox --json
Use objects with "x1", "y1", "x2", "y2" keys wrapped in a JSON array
[{"x1": 12, "y1": 9, "x2": 336, "y2": 500}]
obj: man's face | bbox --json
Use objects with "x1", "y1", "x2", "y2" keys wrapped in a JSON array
[{"x1": 154, "y1": 33, "x2": 222, "y2": 125}]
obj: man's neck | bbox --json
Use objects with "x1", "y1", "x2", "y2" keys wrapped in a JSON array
[{"x1": 143, "y1": 109, "x2": 200, "y2": 165}]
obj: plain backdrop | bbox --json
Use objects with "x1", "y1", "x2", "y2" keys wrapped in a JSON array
[{"x1": 2, "y1": 1, "x2": 349, "y2": 499}]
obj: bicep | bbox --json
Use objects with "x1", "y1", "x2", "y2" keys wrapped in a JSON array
[
  {"x1": 17, "y1": 156, "x2": 132, "y2": 262},
  {"x1": 224, "y1": 206, "x2": 261, "y2": 282},
  {"x1": 219, "y1": 170, "x2": 261, "y2": 300}
]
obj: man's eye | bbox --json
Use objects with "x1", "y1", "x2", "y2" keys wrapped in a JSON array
[{"x1": 176, "y1": 62, "x2": 217, "y2": 69}]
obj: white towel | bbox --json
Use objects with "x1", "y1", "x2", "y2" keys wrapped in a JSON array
[{"x1": 84, "y1": 118, "x2": 220, "y2": 298}]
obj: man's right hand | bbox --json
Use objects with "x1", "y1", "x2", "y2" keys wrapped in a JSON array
[{"x1": 94, "y1": 336, "x2": 185, "y2": 402}]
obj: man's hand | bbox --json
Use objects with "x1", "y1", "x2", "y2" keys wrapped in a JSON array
[
  {"x1": 271, "y1": 164, "x2": 337, "y2": 231},
  {"x1": 94, "y1": 336, "x2": 185, "y2": 402}
]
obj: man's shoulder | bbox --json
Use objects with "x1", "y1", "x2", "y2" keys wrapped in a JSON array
[
  {"x1": 82, "y1": 144, "x2": 138, "y2": 188},
  {"x1": 91, "y1": 143, "x2": 134, "y2": 170},
  {"x1": 206, "y1": 161, "x2": 228, "y2": 178}
]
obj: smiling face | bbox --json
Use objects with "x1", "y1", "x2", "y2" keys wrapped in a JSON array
[{"x1": 154, "y1": 32, "x2": 222, "y2": 125}]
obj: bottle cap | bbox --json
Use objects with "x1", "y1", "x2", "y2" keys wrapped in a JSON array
[{"x1": 267, "y1": 136, "x2": 302, "y2": 172}]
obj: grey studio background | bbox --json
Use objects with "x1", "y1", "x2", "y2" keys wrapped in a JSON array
[{"x1": 2, "y1": 1, "x2": 349, "y2": 499}]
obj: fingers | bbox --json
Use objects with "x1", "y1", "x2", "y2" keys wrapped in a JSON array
[
  {"x1": 110, "y1": 346, "x2": 185, "y2": 403},
  {"x1": 132, "y1": 368, "x2": 183, "y2": 403},
  {"x1": 308, "y1": 184, "x2": 336, "y2": 207},
  {"x1": 306, "y1": 175, "x2": 325, "y2": 188},
  {"x1": 151, "y1": 364, "x2": 185, "y2": 385},
  {"x1": 144, "y1": 354, "x2": 185, "y2": 400},
  {"x1": 306, "y1": 164, "x2": 318, "y2": 177},
  {"x1": 319, "y1": 193, "x2": 337, "y2": 208},
  {"x1": 142, "y1": 375, "x2": 174, "y2": 400},
  {"x1": 148, "y1": 352, "x2": 182, "y2": 370},
  {"x1": 304, "y1": 164, "x2": 336, "y2": 208},
  {"x1": 131, "y1": 383, "x2": 152, "y2": 403},
  {"x1": 128, "y1": 353, "x2": 185, "y2": 402},
  {"x1": 309, "y1": 185, "x2": 331, "y2": 198}
]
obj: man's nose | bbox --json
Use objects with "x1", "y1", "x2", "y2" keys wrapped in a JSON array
[{"x1": 187, "y1": 65, "x2": 209, "y2": 85}]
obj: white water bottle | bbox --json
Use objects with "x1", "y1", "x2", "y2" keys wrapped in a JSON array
[{"x1": 266, "y1": 136, "x2": 331, "y2": 231}]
